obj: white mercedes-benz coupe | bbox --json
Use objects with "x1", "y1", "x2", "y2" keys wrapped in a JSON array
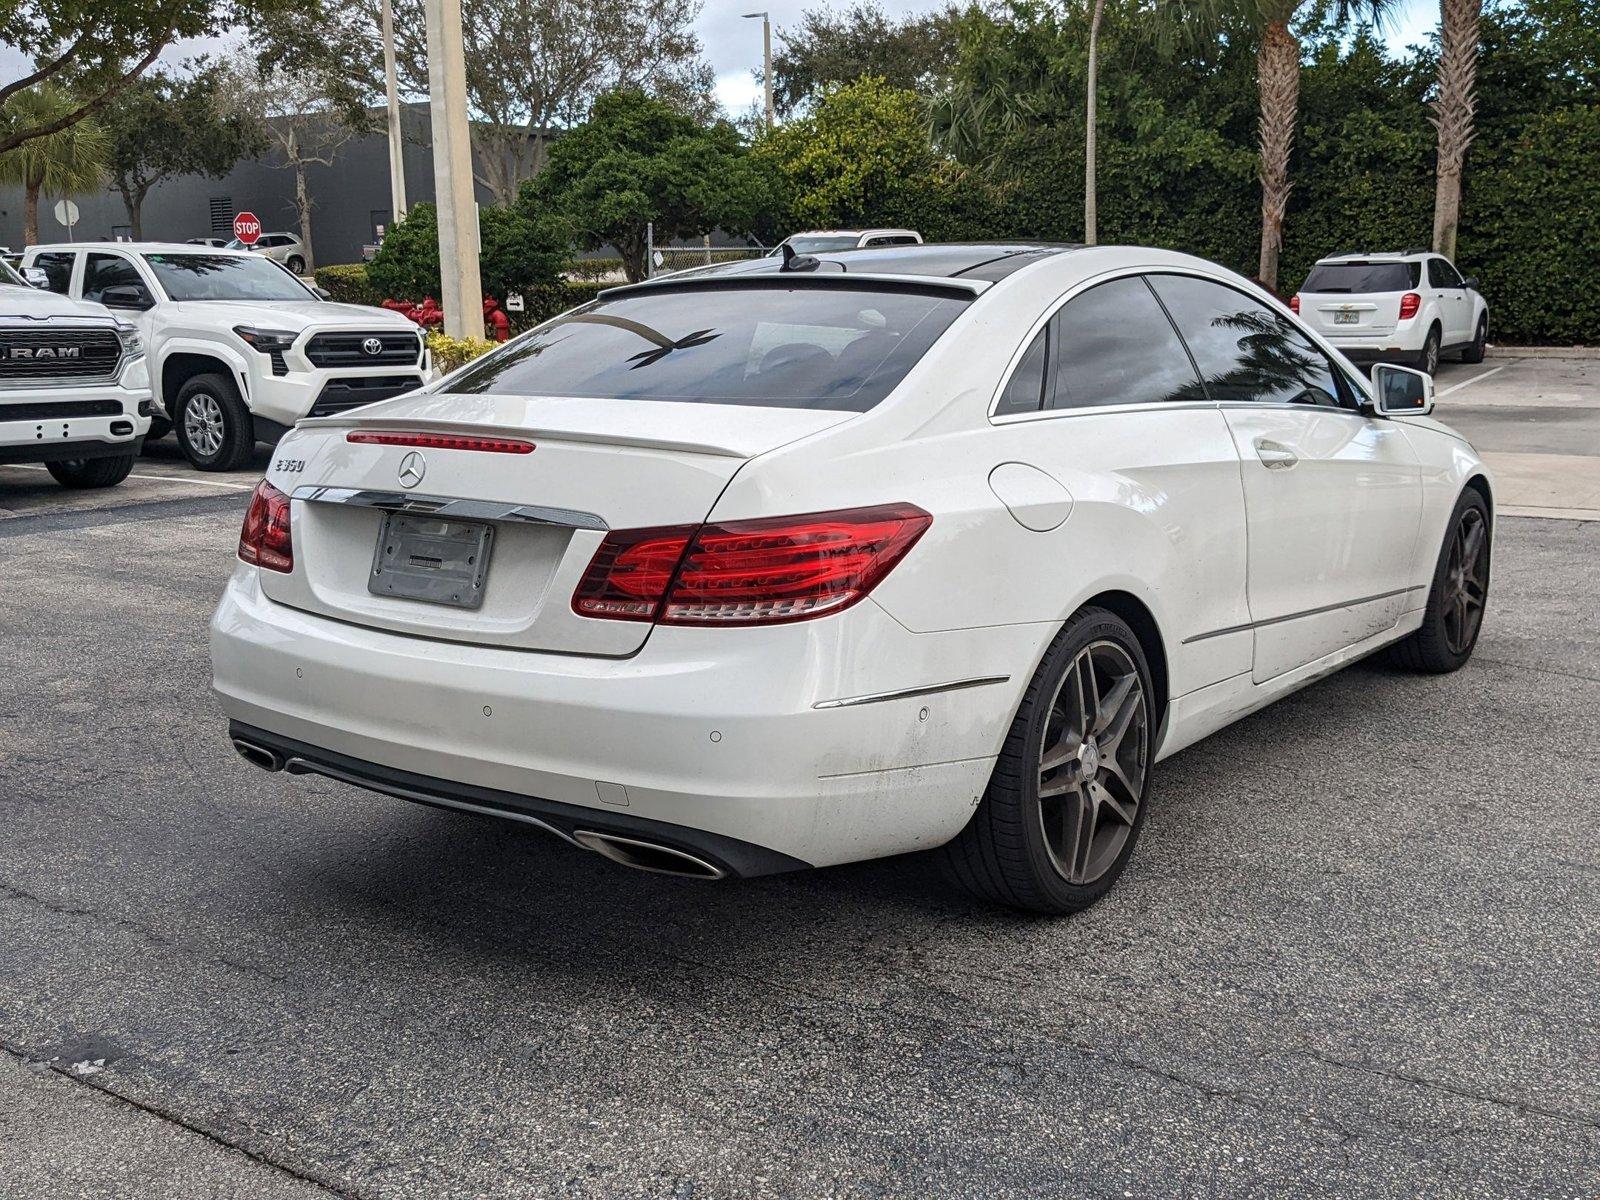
[{"x1": 211, "y1": 244, "x2": 1492, "y2": 913}]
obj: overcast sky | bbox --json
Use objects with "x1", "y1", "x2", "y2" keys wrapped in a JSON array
[{"x1": 1, "y1": 0, "x2": 1441, "y2": 121}]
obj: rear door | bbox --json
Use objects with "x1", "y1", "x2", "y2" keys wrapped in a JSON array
[
  {"x1": 1427, "y1": 257, "x2": 1471, "y2": 343},
  {"x1": 1150, "y1": 273, "x2": 1423, "y2": 683},
  {"x1": 1298, "y1": 260, "x2": 1416, "y2": 338}
]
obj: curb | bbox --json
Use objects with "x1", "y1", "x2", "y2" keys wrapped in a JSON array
[{"x1": 1487, "y1": 345, "x2": 1599, "y2": 359}]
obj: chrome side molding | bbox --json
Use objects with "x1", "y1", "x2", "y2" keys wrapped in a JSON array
[
  {"x1": 291, "y1": 485, "x2": 608, "y2": 531},
  {"x1": 813, "y1": 675, "x2": 1011, "y2": 710}
]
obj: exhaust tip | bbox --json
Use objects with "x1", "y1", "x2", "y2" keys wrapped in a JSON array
[
  {"x1": 232, "y1": 738, "x2": 285, "y2": 773},
  {"x1": 572, "y1": 830, "x2": 726, "y2": 880}
]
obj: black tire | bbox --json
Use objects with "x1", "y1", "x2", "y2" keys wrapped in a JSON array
[
  {"x1": 1385, "y1": 489, "x2": 1491, "y2": 674},
  {"x1": 172, "y1": 372, "x2": 255, "y2": 471},
  {"x1": 937, "y1": 607, "x2": 1156, "y2": 914},
  {"x1": 46, "y1": 453, "x2": 135, "y2": 489},
  {"x1": 286, "y1": 255, "x2": 305, "y2": 275},
  {"x1": 1416, "y1": 325, "x2": 1442, "y2": 376},
  {"x1": 1461, "y1": 314, "x2": 1488, "y2": 364},
  {"x1": 145, "y1": 415, "x2": 172, "y2": 442}
]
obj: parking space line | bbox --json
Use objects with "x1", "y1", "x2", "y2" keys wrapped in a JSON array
[
  {"x1": 1438, "y1": 364, "x2": 1507, "y2": 398},
  {"x1": 6, "y1": 464, "x2": 257, "y2": 491}
]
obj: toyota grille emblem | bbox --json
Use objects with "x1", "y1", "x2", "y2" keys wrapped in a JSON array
[
  {"x1": 361, "y1": 336, "x2": 385, "y2": 356},
  {"x1": 397, "y1": 451, "x2": 427, "y2": 489}
]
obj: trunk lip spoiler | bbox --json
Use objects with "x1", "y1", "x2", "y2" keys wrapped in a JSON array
[{"x1": 291, "y1": 414, "x2": 780, "y2": 458}]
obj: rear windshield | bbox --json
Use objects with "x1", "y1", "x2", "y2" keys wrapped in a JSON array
[
  {"x1": 1301, "y1": 262, "x2": 1420, "y2": 293},
  {"x1": 444, "y1": 284, "x2": 970, "y2": 411}
]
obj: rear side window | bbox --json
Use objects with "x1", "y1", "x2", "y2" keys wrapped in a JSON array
[
  {"x1": 1302, "y1": 262, "x2": 1420, "y2": 293},
  {"x1": 995, "y1": 326, "x2": 1049, "y2": 415},
  {"x1": 1047, "y1": 276, "x2": 1204, "y2": 409},
  {"x1": 30, "y1": 252, "x2": 74, "y2": 293},
  {"x1": 1427, "y1": 258, "x2": 1464, "y2": 288},
  {"x1": 446, "y1": 284, "x2": 970, "y2": 412},
  {"x1": 1149, "y1": 274, "x2": 1350, "y2": 409}
]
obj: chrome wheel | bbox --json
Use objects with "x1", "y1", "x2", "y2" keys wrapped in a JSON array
[
  {"x1": 184, "y1": 392, "x2": 225, "y2": 458},
  {"x1": 1442, "y1": 506, "x2": 1489, "y2": 654},
  {"x1": 1037, "y1": 640, "x2": 1149, "y2": 885}
]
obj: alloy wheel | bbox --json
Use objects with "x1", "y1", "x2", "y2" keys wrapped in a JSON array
[
  {"x1": 1424, "y1": 334, "x2": 1440, "y2": 375},
  {"x1": 184, "y1": 393, "x2": 225, "y2": 458},
  {"x1": 1037, "y1": 640, "x2": 1149, "y2": 885},
  {"x1": 1442, "y1": 507, "x2": 1489, "y2": 654}
]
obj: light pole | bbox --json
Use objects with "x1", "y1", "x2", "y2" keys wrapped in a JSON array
[
  {"x1": 743, "y1": 11, "x2": 774, "y2": 129},
  {"x1": 423, "y1": 0, "x2": 484, "y2": 339},
  {"x1": 379, "y1": 0, "x2": 407, "y2": 223}
]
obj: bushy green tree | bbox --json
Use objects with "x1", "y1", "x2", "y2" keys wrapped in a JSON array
[
  {"x1": 0, "y1": 86, "x2": 110, "y2": 243},
  {"x1": 529, "y1": 89, "x2": 774, "y2": 281},
  {"x1": 770, "y1": 3, "x2": 971, "y2": 116},
  {"x1": 367, "y1": 202, "x2": 568, "y2": 300},
  {"x1": 755, "y1": 76, "x2": 999, "y2": 239}
]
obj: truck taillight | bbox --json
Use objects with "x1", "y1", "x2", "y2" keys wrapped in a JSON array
[
  {"x1": 238, "y1": 480, "x2": 294, "y2": 573},
  {"x1": 573, "y1": 504, "x2": 932, "y2": 627},
  {"x1": 1399, "y1": 292, "x2": 1421, "y2": 320},
  {"x1": 1288, "y1": 295, "x2": 1300, "y2": 314}
]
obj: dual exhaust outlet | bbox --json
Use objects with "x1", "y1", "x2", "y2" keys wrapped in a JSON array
[{"x1": 230, "y1": 737, "x2": 726, "y2": 881}]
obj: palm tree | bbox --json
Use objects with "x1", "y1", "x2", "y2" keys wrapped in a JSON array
[
  {"x1": 0, "y1": 87, "x2": 110, "y2": 244},
  {"x1": 1431, "y1": 0, "x2": 1480, "y2": 259},
  {"x1": 1084, "y1": 0, "x2": 1107, "y2": 244},
  {"x1": 1184, "y1": 0, "x2": 1398, "y2": 291}
]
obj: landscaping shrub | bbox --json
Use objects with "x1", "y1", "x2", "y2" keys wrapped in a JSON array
[
  {"x1": 313, "y1": 263, "x2": 379, "y2": 306},
  {"x1": 426, "y1": 332, "x2": 498, "y2": 372}
]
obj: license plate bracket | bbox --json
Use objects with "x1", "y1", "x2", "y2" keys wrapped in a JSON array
[
  {"x1": 1334, "y1": 310, "x2": 1359, "y2": 325},
  {"x1": 369, "y1": 511, "x2": 494, "y2": 609}
]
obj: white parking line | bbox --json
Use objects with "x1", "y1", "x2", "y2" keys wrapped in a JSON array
[
  {"x1": 1437, "y1": 364, "x2": 1507, "y2": 398},
  {"x1": 7, "y1": 463, "x2": 257, "y2": 490}
]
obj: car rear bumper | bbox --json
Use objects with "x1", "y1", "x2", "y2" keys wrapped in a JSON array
[{"x1": 210, "y1": 564, "x2": 1038, "y2": 870}]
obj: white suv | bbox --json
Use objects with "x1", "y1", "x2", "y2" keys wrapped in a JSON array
[
  {"x1": 23, "y1": 242, "x2": 427, "y2": 472},
  {"x1": 1292, "y1": 251, "x2": 1489, "y2": 375},
  {"x1": 2, "y1": 258, "x2": 150, "y2": 488}
]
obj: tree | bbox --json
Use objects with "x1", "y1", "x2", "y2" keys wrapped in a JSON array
[
  {"x1": 769, "y1": 3, "x2": 969, "y2": 116},
  {"x1": 101, "y1": 67, "x2": 266, "y2": 240},
  {"x1": 368, "y1": 201, "x2": 569, "y2": 299},
  {"x1": 0, "y1": 0, "x2": 323, "y2": 156},
  {"x1": 532, "y1": 90, "x2": 773, "y2": 281},
  {"x1": 0, "y1": 86, "x2": 110, "y2": 244},
  {"x1": 370, "y1": 0, "x2": 714, "y2": 205},
  {"x1": 1084, "y1": 0, "x2": 1106, "y2": 244},
  {"x1": 1430, "y1": 0, "x2": 1479, "y2": 259},
  {"x1": 220, "y1": 53, "x2": 373, "y2": 274}
]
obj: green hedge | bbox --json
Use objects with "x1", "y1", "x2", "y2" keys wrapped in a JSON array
[{"x1": 313, "y1": 263, "x2": 381, "y2": 306}]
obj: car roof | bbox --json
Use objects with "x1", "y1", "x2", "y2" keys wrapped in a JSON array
[
  {"x1": 28, "y1": 241, "x2": 257, "y2": 256},
  {"x1": 1316, "y1": 250, "x2": 1434, "y2": 263},
  {"x1": 648, "y1": 242, "x2": 1083, "y2": 289}
]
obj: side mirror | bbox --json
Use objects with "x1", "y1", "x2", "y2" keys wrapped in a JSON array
[
  {"x1": 1371, "y1": 363, "x2": 1434, "y2": 416},
  {"x1": 1462, "y1": 276, "x2": 1478, "y2": 290},
  {"x1": 313, "y1": 286, "x2": 331, "y2": 300},
  {"x1": 21, "y1": 266, "x2": 49, "y2": 289},
  {"x1": 98, "y1": 284, "x2": 155, "y2": 311}
]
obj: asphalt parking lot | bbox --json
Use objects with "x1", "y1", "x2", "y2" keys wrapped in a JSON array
[{"x1": 2, "y1": 353, "x2": 1597, "y2": 1198}]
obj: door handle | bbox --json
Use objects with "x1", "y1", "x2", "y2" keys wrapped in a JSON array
[{"x1": 1255, "y1": 438, "x2": 1299, "y2": 470}]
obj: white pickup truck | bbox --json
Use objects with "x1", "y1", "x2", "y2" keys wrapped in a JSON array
[
  {"x1": 21, "y1": 242, "x2": 428, "y2": 472},
  {"x1": 0, "y1": 258, "x2": 151, "y2": 488}
]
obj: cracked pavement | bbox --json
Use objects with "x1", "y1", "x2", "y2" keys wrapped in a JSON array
[{"x1": 0, "y1": 463, "x2": 1597, "y2": 1197}]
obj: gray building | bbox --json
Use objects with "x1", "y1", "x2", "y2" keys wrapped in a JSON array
[{"x1": 0, "y1": 104, "x2": 496, "y2": 268}]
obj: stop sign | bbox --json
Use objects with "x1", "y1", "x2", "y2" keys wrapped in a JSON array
[{"x1": 232, "y1": 212, "x2": 261, "y2": 246}]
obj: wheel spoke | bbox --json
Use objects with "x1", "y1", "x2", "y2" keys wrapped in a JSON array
[
  {"x1": 1096, "y1": 673, "x2": 1141, "y2": 753},
  {"x1": 1066, "y1": 788, "x2": 1096, "y2": 882},
  {"x1": 1095, "y1": 772, "x2": 1138, "y2": 826}
]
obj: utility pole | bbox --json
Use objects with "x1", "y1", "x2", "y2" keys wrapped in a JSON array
[
  {"x1": 744, "y1": 12, "x2": 774, "y2": 129},
  {"x1": 379, "y1": 0, "x2": 407, "y2": 222},
  {"x1": 424, "y1": 0, "x2": 484, "y2": 339}
]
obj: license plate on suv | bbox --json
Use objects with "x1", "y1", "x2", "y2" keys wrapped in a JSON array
[
  {"x1": 1334, "y1": 310, "x2": 1359, "y2": 325},
  {"x1": 369, "y1": 512, "x2": 494, "y2": 609}
]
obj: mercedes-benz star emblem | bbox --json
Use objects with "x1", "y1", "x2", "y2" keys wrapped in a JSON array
[
  {"x1": 361, "y1": 336, "x2": 384, "y2": 356},
  {"x1": 397, "y1": 451, "x2": 427, "y2": 489}
]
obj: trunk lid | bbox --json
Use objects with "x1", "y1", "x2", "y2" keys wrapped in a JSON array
[
  {"x1": 1302, "y1": 292, "x2": 1401, "y2": 337},
  {"x1": 259, "y1": 393, "x2": 853, "y2": 656}
]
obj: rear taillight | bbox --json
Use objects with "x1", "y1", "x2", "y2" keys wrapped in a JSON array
[
  {"x1": 1399, "y1": 292, "x2": 1421, "y2": 320},
  {"x1": 238, "y1": 480, "x2": 293, "y2": 573},
  {"x1": 1288, "y1": 295, "x2": 1300, "y2": 314},
  {"x1": 573, "y1": 504, "x2": 932, "y2": 627}
]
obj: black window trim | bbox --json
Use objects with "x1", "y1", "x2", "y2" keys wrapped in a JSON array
[{"x1": 989, "y1": 265, "x2": 1375, "y2": 424}]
